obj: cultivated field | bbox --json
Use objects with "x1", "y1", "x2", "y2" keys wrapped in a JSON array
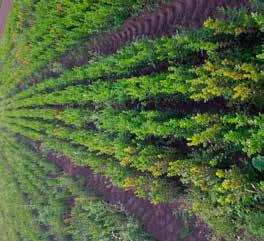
[{"x1": 0, "y1": 1, "x2": 263, "y2": 241}]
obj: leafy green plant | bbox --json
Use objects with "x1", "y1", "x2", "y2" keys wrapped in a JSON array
[{"x1": 252, "y1": 156, "x2": 264, "y2": 172}]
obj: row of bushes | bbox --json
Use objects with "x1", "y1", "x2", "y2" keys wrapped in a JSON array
[
  {"x1": 0, "y1": 130, "x2": 155, "y2": 241},
  {"x1": 0, "y1": 158, "x2": 42, "y2": 241},
  {"x1": 0, "y1": 0, "x2": 160, "y2": 98}
]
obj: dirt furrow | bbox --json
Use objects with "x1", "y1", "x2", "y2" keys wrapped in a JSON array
[
  {"x1": 35, "y1": 144, "x2": 215, "y2": 241},
  {"x1": 0, "y1": 0, "x2": 12, "y2": 40},
  {"x1": 89, "y1": 0, "x2": 250, "y2": 55},
  {"x1": 13, "y1": 0, "x2": 251, "y2": 94},
  {"x1": 58, "y1": 0, "x2": 250, "y2": 70}
]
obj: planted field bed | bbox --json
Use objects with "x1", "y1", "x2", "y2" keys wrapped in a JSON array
[{"x1": 0, "y1": 0, "x2": 264, "y2": 241}]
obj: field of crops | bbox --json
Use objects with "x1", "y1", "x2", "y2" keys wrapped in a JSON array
[{"x1": 0, "y1": 0, "x2": 263, "y2": 241}]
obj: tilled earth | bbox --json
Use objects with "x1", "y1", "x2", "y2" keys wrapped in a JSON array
[{"x1": 0, "y1": 0, "x2": 12, "y2": 39}]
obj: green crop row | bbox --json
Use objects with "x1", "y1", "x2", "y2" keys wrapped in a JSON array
[
  {"x1": 3, "y1": 15, "x2": 264, "y2": 114},
  {"x1": 1, "y1": 105, "x2": 264, "y2": 204},
  {"x1": 2, "y1": 30, "x2": 209, "y2": 106},
  {"x1": 2, "y1": 109, "x2": 264, "y2": 240},
  {"x1": 2, "y1": 100, "x2": 264, "y2": 159},
  {"x1": 0, "y1": 133, "x2": 73, "y2": 240},
  {"x1": 0, "y1": 131, "x2": 155, "y2": 241},
  {"x1": 68, "y1": 196, "x2": 155, "y2": 241},
  {"x1": 0, "y1": 0, "x2": 160, "y2": 99},
  {"x1": 0, "y1": 159, "x2": 44, "y2": 241},
  {"x1": 2, "y1": 107, "x2": 92, "y2": 127},
  {"x1": 0, "y1": 116, "x2": 175, "y2": 203},
  {"x1": 3, "y1": 5, "x2": 264, "y2": 108},
  {"x1": 0, "y1": 115, "x2": 177, "y2": 174}
]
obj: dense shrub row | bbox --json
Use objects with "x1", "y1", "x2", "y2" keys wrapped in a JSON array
[
  {"x1": 0, "y1": 0, "x2": 160, "y2": 98},
  {"x1": 0, "y1": 130, "x2": 155, "y2": 241}
]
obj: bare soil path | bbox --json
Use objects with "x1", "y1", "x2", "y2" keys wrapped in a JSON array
[
  {"x1": 90, "y1": 0, "x2": 250, "y2": 55},
  {"x1": 60, "y1": 0, "x2": 250, "y2": 69},
  {"x1": 0, "y1": 0, "x2": 12, "y2": 39}
]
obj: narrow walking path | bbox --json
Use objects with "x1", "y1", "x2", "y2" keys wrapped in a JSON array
[{"x1": 0, "y1": 0, "x2": 12, "y2": 39}]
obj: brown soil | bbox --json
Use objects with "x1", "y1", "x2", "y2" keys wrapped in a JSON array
[
  {"x1": 59, "y1": 0, "x2": 250, "y2": 69},
  {"x1": 0, "y1": 0, "x2": 12, "y2": 39},
  {"x1": 88, "y1": 0, "x2": 250, "y2": 55},
  {"x1": 34, "y1": 143, "x2": 216, "y2": 241}
]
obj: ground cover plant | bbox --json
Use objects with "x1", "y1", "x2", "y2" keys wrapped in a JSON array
[{"x1": 0, "y1": 0, "x2": 263, "y2": 241}]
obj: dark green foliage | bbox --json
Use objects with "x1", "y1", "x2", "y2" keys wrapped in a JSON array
[
  {"x1": 68, "y1": 197, "x2": 154, "y2": 241},
  {"x1": 252, "y1": 156, "x2": 264, "y2": 172}
]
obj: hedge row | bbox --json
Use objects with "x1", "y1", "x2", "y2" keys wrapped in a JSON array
[{"x1": 0, "y1": 130, "x2": 155, "y2": 241}]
